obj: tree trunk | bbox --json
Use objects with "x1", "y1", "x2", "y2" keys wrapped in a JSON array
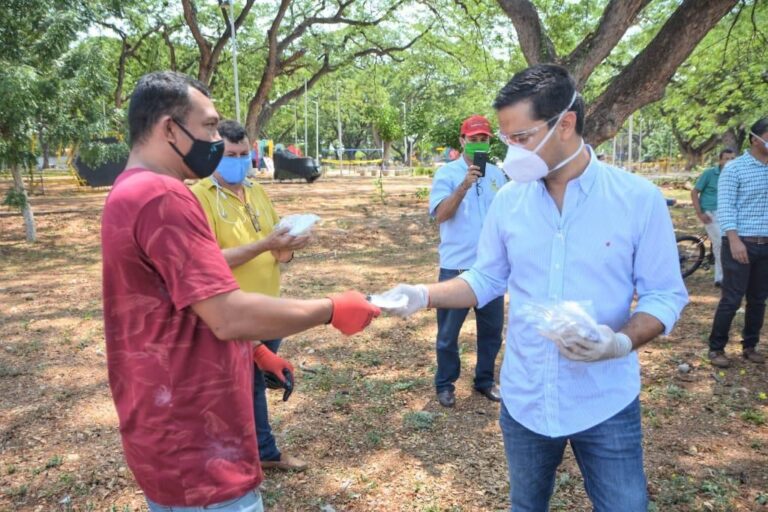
[
  {"x1": 10, "y1": 163, "x2": 37, "y2": 243},
  {"x1": 721, "y1": 127, "x2": 745, "y2": 152}
]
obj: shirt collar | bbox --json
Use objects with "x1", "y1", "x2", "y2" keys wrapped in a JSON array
[
  {"x1": 535, "y1": 144, "x2": 598, "y2": 195},
  {"x1": 206, "y1": 175, "x2": 253, "y2": 190}
]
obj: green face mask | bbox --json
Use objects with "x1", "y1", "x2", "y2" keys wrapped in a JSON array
[{"x1": 463, "y1": 141, "x2": 490, "y2": 159}]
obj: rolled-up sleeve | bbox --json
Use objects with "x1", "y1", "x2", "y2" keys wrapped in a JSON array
[
  {"x1": 633, "y1": 189, "x2": 689, "y2": 334},
  {"x1": 717, "y1": 164, "x2": 738, "y2": 233},
  {"x1": 429, "y1": 169, "x2": 454, "y2": 218},
  {"x1": 458, "y1": 194, "x2": 509, "y2": 307}
]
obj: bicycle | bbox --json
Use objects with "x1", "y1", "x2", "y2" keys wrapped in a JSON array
[{"x1": 676, "y1": 232, "x2": 715, "y2": 278}]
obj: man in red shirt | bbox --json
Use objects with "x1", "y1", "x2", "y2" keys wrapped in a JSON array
[{"x1": 101, "y1": 71, "x2": 379, "y2": 511}]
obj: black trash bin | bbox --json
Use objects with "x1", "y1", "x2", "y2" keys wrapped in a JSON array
[{"x1": 273, "y1": 149, "x2": 321, "y2": 183}]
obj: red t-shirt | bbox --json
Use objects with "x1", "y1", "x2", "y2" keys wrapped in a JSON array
[{"x1": 101, "y1": 168, "x2": 261, "y2": 506}]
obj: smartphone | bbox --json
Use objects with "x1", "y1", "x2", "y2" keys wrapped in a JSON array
[{"x1": 473, "y1": 151, "x2": 488, "y2": 177}]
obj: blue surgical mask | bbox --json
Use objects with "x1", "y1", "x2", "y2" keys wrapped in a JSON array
[{"x1": 217, "y1": 155, "x2": 251, "y2": 184}]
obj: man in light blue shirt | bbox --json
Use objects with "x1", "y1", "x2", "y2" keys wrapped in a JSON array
[
  {"x1": 428, "y1": 115, "x2": 507, "y2": 408},
  {"x1": 708, "y1": 117, "x2": 768, "y2": 368},
  {"x1": 380, "y1": 65, "x2": 688, "y2": 511}
]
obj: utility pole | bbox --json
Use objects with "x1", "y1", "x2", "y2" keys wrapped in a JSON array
[
  {"x1": 303, "y1": 79, "x2": 308, "y2": 156},
  {"x1": 311, "y1": 100, "x2": 319, "y2": 163},
  {"x1": 336, "y1": 83, "x2": 343, "y2": 165},
  {"x1": 401, "y1": 101, "x2": 407, "y2": 167}
]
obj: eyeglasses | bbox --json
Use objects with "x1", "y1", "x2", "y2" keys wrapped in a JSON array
[
  {"x1": 496, "y1": 114, "x2": 560, "y2": 147},
  {"x1": 244, "y1": 203, "x2": 261, "y2": 232}
]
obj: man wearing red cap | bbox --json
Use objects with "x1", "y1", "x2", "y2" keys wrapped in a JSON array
[{"x1": 428, "y1": 114, "x2": 507, "y2": 407}]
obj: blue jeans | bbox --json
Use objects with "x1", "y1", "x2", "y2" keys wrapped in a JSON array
[
  {"x1": 146, "y1": 489, "x2": 263, "y2": 512},
  {"x1": 499, "y1": 398, "x2": 648, "y2": 512},
  {"x1": 253, "y1": 339, "x2": 282, "y2": 461},
  {"x1": 435, "y1": 268, "x2": 504, "y2": 392}
]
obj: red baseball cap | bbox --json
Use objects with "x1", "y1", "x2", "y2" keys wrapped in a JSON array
[{"x1": 460, "y1": 115, "x2": 492, "y2": 137}]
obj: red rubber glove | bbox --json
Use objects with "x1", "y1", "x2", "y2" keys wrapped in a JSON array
[
  {"x1": 253, "y1": 344, "x2": 295, "y2": 401},
  {"x1": 328, "y1": 290, "x2": 381, "y2": 335}
]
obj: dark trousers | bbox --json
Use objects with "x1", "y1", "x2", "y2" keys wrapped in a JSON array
[
  {"x1": 252, "y1": 339, "x2": 282, "y2": 461},
  {"x1": 435, "y1": 268, "x2": 504, "y2": 393},
  {"x1": 709, "y1": 238, "x2": 768, "y2": 351}
]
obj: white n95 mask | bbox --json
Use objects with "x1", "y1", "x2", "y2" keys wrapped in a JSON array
[{"x1": 501, "y1": 91, "x2": 583, "y2": 183}]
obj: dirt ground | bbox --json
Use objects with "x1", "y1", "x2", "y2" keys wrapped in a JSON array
[{"x1": 0, "y1": 174, "x2": 766, "y2": 512}]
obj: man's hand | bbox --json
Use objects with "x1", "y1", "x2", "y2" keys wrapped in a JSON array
[
  {"x1": 328, "y1": 291, "x2": 381, "y2": 335},
  {"x1": 262, "y1": 226, "x2": 294, "y2": 251},
  {"x1": 253, "y1": 344, "x2": 295, "y2": 401},
  {"x1": 544, "y1": 325, "x2": 632, "y2": 362},
  {"x1": 697, "y1": 212, "x2": 712, "y2": 225},
  {"x1": 375, "y1": 284, "x2": 429, "y2": 318},
  {"x1": 462, "y1": 165, "x2": 483, "y2": 190},
  {"x1": 729, "y1": 237, "x2": 749, "y2": 264}
]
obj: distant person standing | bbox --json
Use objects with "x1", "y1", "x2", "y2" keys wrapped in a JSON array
[
  {"x1": 708, "y1": 118, "x2": 768, "y2": 368},
  {"x1": 691, "y1": 148, "x2": 736, "y2": 286},
  {"x1": 428, "y1": 114, "x2": 507, "y2": 408}
]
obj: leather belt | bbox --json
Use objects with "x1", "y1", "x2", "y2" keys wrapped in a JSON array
[{"x1": 742, "y1": 236, "x2": 768, "y2": 245}]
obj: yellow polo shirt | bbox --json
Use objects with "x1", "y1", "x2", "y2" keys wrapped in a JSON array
[{"x1": 190, "y1": 177, "x2": 281, "y2": 296}]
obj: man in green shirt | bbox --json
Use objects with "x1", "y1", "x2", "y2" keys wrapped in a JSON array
[{"x1": 691, "y1": 148, "x2": 736, "y2": 286}]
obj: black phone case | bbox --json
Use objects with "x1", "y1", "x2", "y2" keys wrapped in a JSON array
[{"x1": 473, "y1": 151, "x2": 488, "y2": 177}]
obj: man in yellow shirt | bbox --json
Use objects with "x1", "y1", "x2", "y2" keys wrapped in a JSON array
[{"x1": 191, "y1": 120, "x2": 310, "y2": 471}]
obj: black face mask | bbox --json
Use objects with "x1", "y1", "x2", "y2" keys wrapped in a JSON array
[{"x1": 169, "y1": 119, "x2": 224, "y2": 178}]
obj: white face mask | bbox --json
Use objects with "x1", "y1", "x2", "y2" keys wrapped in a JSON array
[
  {"x1": 501, "y1": 92, "x2": 583, "y2": 183},
  {"x1": 750, "y1": 131, "x2": 768, "y2": 151}
]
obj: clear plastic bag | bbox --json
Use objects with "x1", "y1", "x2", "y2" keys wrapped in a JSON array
[
  {"x1": 276, "y1": 213, "x2": 321, "y2": 236},
  {"x1": 518, "y1": 301, "x2": 600, "y2": 346}
]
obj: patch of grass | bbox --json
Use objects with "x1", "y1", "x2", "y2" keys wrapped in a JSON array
[
  {"x1": 4, "y1": 483, "x2": 28, "y2": 498},
  {"x1": 740, "y1": 408, "x2": 766, "y2": 426},
  {"x1": 665, "y1": 384, "x2": 689, "y2": 401},
  {"x1": 403, "y1": 411, "x2": 435, "y2": 430},
  {"x1": 6, "y1": 465, "x2": 16, "y2": 475},
  {"x1": 366, "y1": 430, "x2": 383, "y2": 447},
  {"x1": 393, "y1": 379, "x2": 422, "y2": 392},
  {"x1": 262, "y1": 487, "x2": 284, "y2": 507},
  {"x1": 0, "y1": 363, "x2": 23, "y2": 378},
  {"x1": 16, "y1": 339, "x2": 42, "y2": 356},
  {"x1": 653, "y1": 474, "x2": 697, "y2": 506},
  {"x1": 45, "y1": 455, "x2": 63, "y2": 469}
]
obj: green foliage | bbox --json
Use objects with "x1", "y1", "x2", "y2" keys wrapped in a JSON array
[
  {"x1": 740, "y1": 408, "x2": 766, "y2": 426},
  {"x1": 403, "y1": 411, "x2": 435, "y2": 430},
  {"x1": 2, "y1": 189, "x2": 27, "y2": 211},
  {"x1": 414, "y1": 186, "x2": 430, "y2": 200},
  {"x1": 78, "y1": 141, "x2": 129, "y2": 169}
]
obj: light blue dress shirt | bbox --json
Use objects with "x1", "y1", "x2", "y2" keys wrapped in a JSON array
[
  {"x1": 429, "y1": 157, "x2": 507, "y2": 269},
  {"x1": 460, "y1": 149, "x2": 688, "y2": 437},
  {"x1": 717, "y1": 150, "x2": 768, "y2": 237}
]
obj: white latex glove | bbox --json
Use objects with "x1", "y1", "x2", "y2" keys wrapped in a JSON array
[
  {"x1": 544, "y1": 324, "x2": 632, "y2": 362},
  {"x1": 373, "y1": 284, "x2": 429, "y2": 318}
]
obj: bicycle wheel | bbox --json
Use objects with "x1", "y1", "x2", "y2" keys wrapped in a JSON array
[{"x1": 677, "y1": 235, "x2": 706, "y2": 278}]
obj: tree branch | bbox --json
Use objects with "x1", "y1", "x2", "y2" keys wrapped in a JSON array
[
  {"x1": 496, "y1": 0, "x2": 557, "y2": 64},
  {"x1": 584, "y1": 0, "x2": 739, "y2": 145},
  {"x1": 561, "y1": 0, "x2": 652, "y2": 86}
]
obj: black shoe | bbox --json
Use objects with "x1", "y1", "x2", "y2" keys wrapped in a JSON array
[
  {"x1": 474, "y1": 384, "x2": 501, "y2": 402},
  {"x1": 436, "y1": 389, "x2": 455, "y2": 408},
  {"x1": 714, "y1": 281, "x2": 722, "y2": 288}
]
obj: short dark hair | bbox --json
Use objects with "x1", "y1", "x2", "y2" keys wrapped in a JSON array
[
  {"x1": 128, "y1": 71, "x2": 210, "y2": 147},
  {"x1": 718, "y1": 148, "x2": 735, "y2": 159},
  {"x1": 749, "y1": 117, "x2": 768, "y2": 143},
  {"x1": 493, "y1": 64, "x2": 584, "y2": 135},
  {"x1": 218, "y1": 120, "x2": 248, "y2": 144}
]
